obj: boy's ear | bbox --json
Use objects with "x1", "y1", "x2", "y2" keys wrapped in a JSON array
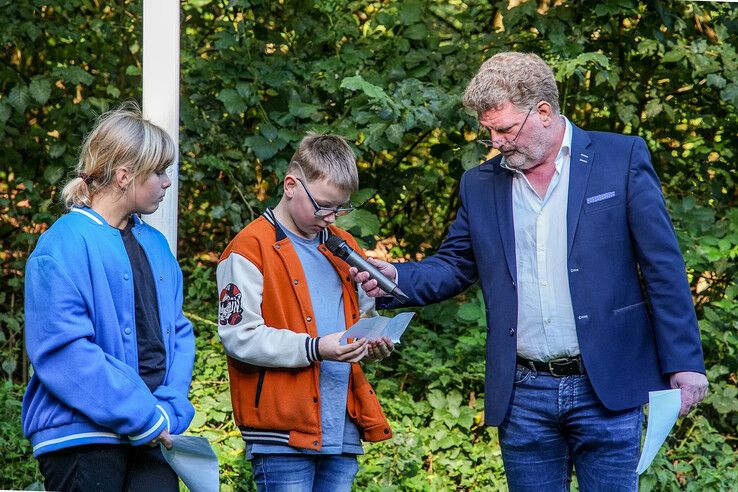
[{"x1": 284, "y1": 175, "x2": 298, "y2": 199}]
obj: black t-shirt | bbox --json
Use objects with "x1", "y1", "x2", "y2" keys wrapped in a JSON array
[{"x1": 120, "y1": 219, "x2": 166, "y2": 392}]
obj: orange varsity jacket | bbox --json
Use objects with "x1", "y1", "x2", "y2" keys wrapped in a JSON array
[{"x1": 216, "y1": 209, "x2": 392, "y2": 451}]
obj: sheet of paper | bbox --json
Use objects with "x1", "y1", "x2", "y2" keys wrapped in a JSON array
[
  {"x1": 340, "y1": 312, "x2": 415, "y2": 344},
  {"x1": 161, "y1": 435, "x2": 219, "y2": 492},
  {"x1": 636, "y1": 389, "x2": 681, "y2": 474}
]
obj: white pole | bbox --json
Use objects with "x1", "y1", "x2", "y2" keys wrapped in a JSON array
[{"x1": 142, "y1": 0, "x2": 180, "y2": 256}]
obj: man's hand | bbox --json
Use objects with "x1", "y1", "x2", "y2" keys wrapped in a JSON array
[
  {"x1": 149, "y1": 428, "x2": 172, "y2": 450},
  {"x1": 365, "y1": 336, "x2": 395, "y2": 362},
  {"x1": 318, "y1": 331, "x2": 368, "y2": 362},
  {"x1": 350, "y1": 258, "x2": 397, "y2": 298},
  {"x1": 669, "y1": 371, "x2": 708, "y2": 417}
]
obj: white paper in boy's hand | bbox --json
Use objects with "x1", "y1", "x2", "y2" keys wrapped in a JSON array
[{"x1": 340, "y1": 312, "x2": 415, "y2": 345}]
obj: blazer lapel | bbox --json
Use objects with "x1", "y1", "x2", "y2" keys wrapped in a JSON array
[
  {"x1": 493, "y1": 168, "x2": 516, "y2": 282},
  {"x1": 567, "y1": 124, "x2": 594, "y2": 256}
]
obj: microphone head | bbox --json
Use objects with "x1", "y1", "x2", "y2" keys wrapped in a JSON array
[{"x1": 324, "y1": 235, "x2": 348, "y2": 258}]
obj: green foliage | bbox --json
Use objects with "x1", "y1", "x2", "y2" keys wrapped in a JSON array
[
  {"x1": 2, "y1": 0, "x2": 738, "y2": 490},
  {"x1": 0, "y1": 381, "x2": 42, "y2": 490}
]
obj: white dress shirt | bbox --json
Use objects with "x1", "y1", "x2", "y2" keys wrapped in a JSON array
[{"x1": 503, "y1": 117, "x2": 580, "y2": 361}]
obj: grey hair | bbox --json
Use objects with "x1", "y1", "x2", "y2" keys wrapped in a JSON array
[{"x1": 463, "y1": 52, "x2": 560, "y2": 115}]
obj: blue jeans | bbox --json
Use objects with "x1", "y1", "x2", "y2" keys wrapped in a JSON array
[
  {"x1": 498, "y1": 365, "x2": 643, "y2": 492},
  {"x1": 251, "y1": 454, "x2": 359, "y2": 492}
]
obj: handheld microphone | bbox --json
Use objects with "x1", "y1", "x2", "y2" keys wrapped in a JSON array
[{"x1": 324, "y1": 235, "x2": 409, "y2": 304}]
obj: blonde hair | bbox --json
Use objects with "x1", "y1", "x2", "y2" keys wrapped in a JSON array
[
  {"x1": 286, "y1": 133, "x2": 359, "y2": 193},
  {"x1": 60, "y1": 101, "x2": 175, "y2": 209},
  {"x1": 463, "y1": 52, "x2": 560, "y2": 115}
]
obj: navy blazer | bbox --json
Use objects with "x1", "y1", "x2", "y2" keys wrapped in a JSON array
[{"x1": 390, "y1": 123, "x2": 705, "y2": 426}]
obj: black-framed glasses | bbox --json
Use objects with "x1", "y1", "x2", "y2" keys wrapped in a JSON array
[
  {"x1": 295, "y1": 176, "x2": 354, "y2": 217},
  {"x1": 478, "y1": 106, "x2": 533, "y2": 148}
]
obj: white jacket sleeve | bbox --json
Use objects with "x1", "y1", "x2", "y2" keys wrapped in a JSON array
[{"x1": 216, "y1": 252, "x2": 320, "y2": 367}]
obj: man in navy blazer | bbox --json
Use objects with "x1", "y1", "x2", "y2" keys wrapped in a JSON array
[{"x1": 355, "y1": 52, "x2": 707, "y2": 491}]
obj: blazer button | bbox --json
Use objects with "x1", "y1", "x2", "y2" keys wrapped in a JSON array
[{"x1": 509, "y1": 327, "x2": 515, "y2": 336}]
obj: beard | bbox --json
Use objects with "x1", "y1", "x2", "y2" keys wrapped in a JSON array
[{"x1": 500, "y1": 127, "x2": 549, "y2": 171}]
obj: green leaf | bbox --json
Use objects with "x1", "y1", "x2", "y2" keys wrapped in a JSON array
[
  {"x1": 340, "y1": 75, "x2": 390, "y2": 102},
  {"x1": 386, "y1": 123, "x2": 404, "y2": 145},
  {"x1": 288, "y1": 98, "x2": 320, "y2": 119},
  {"x1": 29, "y1": 78, "x2": 51, "y2": 104},
  {"x1": 217, "y1": 88, "x2": 247, "y2": 114},
  {"x1": 350, "y1": 188, "x2": 376, "y2": 205},
  {"x1": 243, "y1": 135, "x2": 281, "y2": 161},
  {"x1": 335, "y1": 209, "x2": 380, "y2": 236},
  {"x1": 427, "y1": 389, "x2": 446, "y2": 409}
]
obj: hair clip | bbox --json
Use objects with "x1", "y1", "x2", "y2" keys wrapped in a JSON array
[{"x1": 78, "y1": 172, "x2": 94, "y2": 185}]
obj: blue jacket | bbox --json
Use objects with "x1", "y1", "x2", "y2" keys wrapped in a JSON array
[
  {"x1": 385, "y1": 124, "x2": 705, "y2": 426},
  {"x1": 22, "y1": 207, "x2": 195, "y2": 456}
]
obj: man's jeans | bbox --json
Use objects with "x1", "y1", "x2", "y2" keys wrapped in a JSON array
[
  {"x1": 498, "y1": 365, "x2": 643, "y2": 492},
  {"x1": 251, "y1": 453, "x2": 359, "y2": 492}
]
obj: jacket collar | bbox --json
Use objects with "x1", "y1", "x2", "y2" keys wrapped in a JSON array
[{"x1": 262, "y1": 208, "x2": 329, "y2": 243}]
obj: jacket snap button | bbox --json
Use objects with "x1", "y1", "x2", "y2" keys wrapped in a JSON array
[
  {"x1": 369, "y1": 390, "x2": 374, "y2": 395},
  {"x1": 345, "y1": 276, "x2": 350, "y2": 281},
  {"x1": 306, "y1": 316, "x2": 312, "y2": 322},
  {"x1": 275, "y1": 244, "x2": 281, "y2": 249},
  {"x1": 124, "y1": 328, "x2": 132, "y2": 335},
  {"x1": 509, "y1": 327, "x2": 515, "y2": 336},
  {"x1": 313, "y1": 440, "x2": 319, "y2": 446},
  {"x1": 294, "y1": 279, "x2": 299, "y2": 285},
  {"x1": 384, "y1": 428, "x2": 390, "y2": 435},
  {"x1": 352, "y1": 314, "x2": 357, "y2": 319},
  {"x1": 123, "y1": 273, "x2": 129, "y2": 280},
  {"x1": 313, "y1": 397, "x2": 318, "y2": 403}
]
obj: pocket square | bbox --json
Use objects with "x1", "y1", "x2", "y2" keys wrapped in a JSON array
[{"x1": 586, "y1": 191, "x2": 616, "y2": 204}]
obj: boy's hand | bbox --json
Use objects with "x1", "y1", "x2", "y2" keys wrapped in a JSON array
[
  {"x1": 350, "y1": 259, "x2": 397, "y2": 298},
  {"x1": 365, "y1": 336, "x2": 394, "y2": 362},
  {"x1": 318, "y1": 332, "x2": 368, "y2": 362}
]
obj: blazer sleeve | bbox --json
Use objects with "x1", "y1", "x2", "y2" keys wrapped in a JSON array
[
  {"x1": 381, "y1": 173, "x2": 479, "y2": 309},
  {"x1": 24, "y1": 255, "x2": 168, "y2": 445},
  {"x1": 626, "y1": 137, "x2": 705, "y2": 374}
]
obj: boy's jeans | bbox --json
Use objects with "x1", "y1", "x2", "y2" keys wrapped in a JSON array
[
  {"x1": 251, "y1": 453, "x2": 359, "y2": 492},
  {"x1": 499, "y1": 365, "x2": 643, "y2": 492}
]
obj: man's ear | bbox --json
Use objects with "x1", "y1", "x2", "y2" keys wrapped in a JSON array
[{"x1": 536, "y1": 101, "x2": 555, "y2": 126}]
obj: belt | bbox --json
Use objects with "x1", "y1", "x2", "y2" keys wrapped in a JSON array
[{"x1": 516, "y1": 355, "x2": 585, "y2": 377}]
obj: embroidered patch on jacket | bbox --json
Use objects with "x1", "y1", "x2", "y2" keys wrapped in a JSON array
[
  {"x1": 219, "y1": 283, "x2": 244, "y2": 325},
  {"x1": 586, "y1": 191, "x2": 616, "y2": 204}
]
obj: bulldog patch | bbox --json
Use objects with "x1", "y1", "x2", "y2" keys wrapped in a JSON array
[{"x1": 219, "y1": 283, "x2": 244, "y2": 325}]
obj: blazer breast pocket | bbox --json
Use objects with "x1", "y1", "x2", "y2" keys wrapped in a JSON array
[{"x1": 584, "y1": 191, "x2": 623, "y2": 213}]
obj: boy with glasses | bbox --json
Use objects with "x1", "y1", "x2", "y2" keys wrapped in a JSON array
[{"x1": 217, "y1": 133, "x2": 394, "y2": 491}]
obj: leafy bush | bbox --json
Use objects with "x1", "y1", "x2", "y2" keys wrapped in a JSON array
[{"x1": 0, "y1": 380, "x2": 42, "y2": 490}]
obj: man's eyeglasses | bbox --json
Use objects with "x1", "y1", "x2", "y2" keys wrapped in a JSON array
[
  {"x1": 295, "y1": 176, "x2": 354, "y2": 218},
  {"x1": 478, "y1": 106, "x2": 533, "y2": 148}
]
